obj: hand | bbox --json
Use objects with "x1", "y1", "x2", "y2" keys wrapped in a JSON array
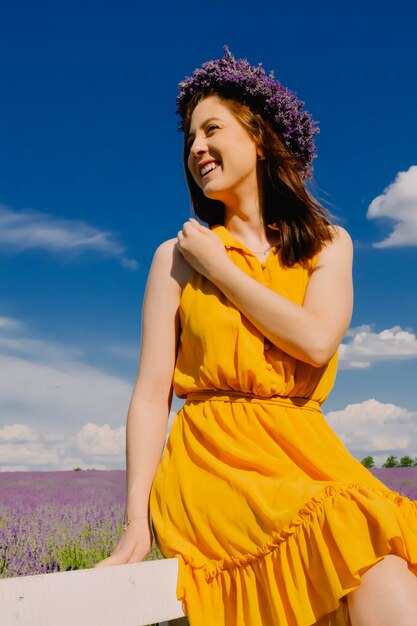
[
  {"x1": 94, "y1": 517, "x2": 153, "y2": 568},
  {"x1": 176, "y1": 218, "x2": 229, "y2": 279}
]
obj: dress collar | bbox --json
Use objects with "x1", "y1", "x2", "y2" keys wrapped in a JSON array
[{"x1": 209, "y1": 224, "x2": 279, "y2": 257}]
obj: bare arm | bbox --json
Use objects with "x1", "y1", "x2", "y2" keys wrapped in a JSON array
[
  {"x1": 178, "y1": 222, "x2": 354, "y2": 368},
  {"x1": 95, "y1": 238, "x2": 189, "y2": 566}
]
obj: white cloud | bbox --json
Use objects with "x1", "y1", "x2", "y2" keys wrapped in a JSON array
[
  {"x1": 0, "y1": 442, "x2": 63, "y2": 466},
  {"x1": 57, "y1": 457, "x2": 108, "y2": 471},
  {"x1": 106, "y1": 343, "x2": 139, "y2": 361},
  {"x1": 0, "y1": 424, "x2": 112, "y2": 472},
  {"x1": 0, "y1": 335, "x2": 82, "y2": 361},
  {"x1": 0, "y1": 314, "x2": 134, "y2": 470},
  {"x1": 0, "y1": 354, "x2": 132, "y2": 428},
  {"x1": 324, "y1": 398, "x2": 417, "y2": 466},
  {"x1": 0, "y1": 427, "x2": 110, "y2": 471},
  {"x1": 0, "y1": 424, "x2": 37, "y2": 442},
  {"x1": 0, "y1": 204, "x2": 138, "y2": 269},
  {"x1": 77, "y1": 423, "x2": 125, "y2": 457},
  {"x1": 0, "y1": 424, "x2": 68, "y2": 467},
  {"x1": 121, "y1": 257, "x2": 140, "y2": 270},
  {"x1": 0, "y1": 313, "x2": 183, "y2": 471},
  {"x1": 0, "y1": 317, "x2": 20, "y2": 330},
  {"x1": 0, "y1": 314, "x2": 132, "y2": 427},
  {"x1": 0, "y1": 412, "x2": 178, "y2": 471},
  {"x1": 0, "y1": 419, "x2": 124, "y2": 471},
  {"x1": 367, "y1": 165, "x2": 417, "y2": 247},
  {"x1": 339, "y1": 324, "x2": 417, "y2": 368}
]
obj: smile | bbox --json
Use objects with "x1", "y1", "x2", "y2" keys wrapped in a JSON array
[{"x1": 201, "y1": 162, "x2": 220, "y2": 177}]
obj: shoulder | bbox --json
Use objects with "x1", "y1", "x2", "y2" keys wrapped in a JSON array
[
  {"x1": 320, "y1": 224, "x2": 353, "y2": 249},
  {"x1": 331, "y1": 225, "x2": 353, "y2": 246},
  {"x1": 151, "y1": 237, "x2": 194, "y2": 289},
  {"x1": 315, "y1": 225, "x2": 353, "y2": 267},
  {"x1": 153, "y1": 237, "x2": 178, "y2": 262}
]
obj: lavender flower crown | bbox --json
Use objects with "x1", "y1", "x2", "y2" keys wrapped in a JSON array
[{"x1": 176, "y1": 45, "x2": 319, "y2": 178}]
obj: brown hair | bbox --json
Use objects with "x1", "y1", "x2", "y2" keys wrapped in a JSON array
[{"x1": 182, "y1": 89, "x2": 339, "y2": 267}]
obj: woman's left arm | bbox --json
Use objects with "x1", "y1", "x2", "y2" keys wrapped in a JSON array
[{"x1": 177, "y1": 220, "x2": 353, "y2": 368}]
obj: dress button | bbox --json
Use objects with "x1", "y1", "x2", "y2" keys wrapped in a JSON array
[
  {"x1": 266, "y1": 363, "x2": 273, "y2": 371},
  {"x1": 271, "y1": 384, "x2": 278, "y2": 394}
]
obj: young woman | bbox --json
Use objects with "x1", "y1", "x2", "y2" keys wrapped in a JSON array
[{"x1": 96, "y1": 47, "x2": 417, "y2": 626}]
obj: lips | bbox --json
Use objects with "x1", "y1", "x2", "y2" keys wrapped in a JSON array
[{"x1": 200, "y1": 160, "x2": 221, "y2": 178}]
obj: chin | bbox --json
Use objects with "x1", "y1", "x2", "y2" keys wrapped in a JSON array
[{"x1": 201, "y1": 185, "x2": 226, "y2": 202}]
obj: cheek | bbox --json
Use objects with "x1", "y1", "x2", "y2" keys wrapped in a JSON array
[
  {"x1": 187, "y1": 156, "x2": 197, "y2": 178},
  {"x1": 187, "y1": 161, "x2": 204, "y2": 188},
  {"x1": 228, "y1": 138, "x2": 257, "y2": 170},
  {"x1": 230, "y1": 152, "x2": 257, "y2": 177}
]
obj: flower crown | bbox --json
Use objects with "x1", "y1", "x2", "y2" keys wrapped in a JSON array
[{"x1": 176, "y1": 45, "x2": 319, "y2": 178}]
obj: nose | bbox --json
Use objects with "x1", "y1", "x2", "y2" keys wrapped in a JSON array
[{"x1": 188, "y1": 135, "x2": 208, "y2": 159}]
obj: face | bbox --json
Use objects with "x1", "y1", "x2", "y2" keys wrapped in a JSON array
[{"x1": 186, "y1": 95, "x2": 262, "y2": 202}]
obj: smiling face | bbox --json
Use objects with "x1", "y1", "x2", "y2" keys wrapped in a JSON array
[{"x1": 186, "y1": 95, "x2": 262, "y2": 204}]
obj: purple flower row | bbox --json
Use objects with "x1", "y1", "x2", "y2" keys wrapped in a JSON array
[{"x1": 0, "y1": 470, "x2": 163, "y2": 578}]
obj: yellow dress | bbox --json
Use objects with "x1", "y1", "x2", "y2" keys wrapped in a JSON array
[{"x1": 149, "y1": 224, "x2": 417, "y2": 626}]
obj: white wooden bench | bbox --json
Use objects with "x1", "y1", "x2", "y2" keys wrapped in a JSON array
[{"x1": 0, "y1": 557, "x2": 187, "y2": 626}]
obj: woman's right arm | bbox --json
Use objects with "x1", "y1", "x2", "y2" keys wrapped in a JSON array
[{"x1": 95, "y1": 237, "x2": 190, "y2": 567}]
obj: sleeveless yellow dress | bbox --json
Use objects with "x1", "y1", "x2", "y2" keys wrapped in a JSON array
[{"x1": 149, "y1": 224, "x2": 417, "y2": 626}]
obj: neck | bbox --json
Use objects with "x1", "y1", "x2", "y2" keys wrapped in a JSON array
[
  {"x1": 223, "y1": 209, "x2": 278, "y2": 252},
  {"x1": 222, "y1": 191, "x2": 269, "y2": 244}
]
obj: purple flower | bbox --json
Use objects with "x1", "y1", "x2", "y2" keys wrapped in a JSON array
[{"x1": 176, "y1": 45, "x2": 319, "y2": 178}]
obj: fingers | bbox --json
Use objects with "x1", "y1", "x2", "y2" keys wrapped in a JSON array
[
  {"x1": 178, "y1": 222, "x2": 191, "y2": 238},
  {"x1": 188, "y1": 218, "x2": 207, "y2": 232},
  {"x1": 94, "y1": 541, "x2": 134, "y2": 569},
  {"x1": 177, "y1": 220, "x2": 207, "y2": 244},
  {"x1": 177, "y1": 219, "x2": 211, "y2": 261},
  {"x1": 176, "y1": 225, "x2": 187, "y2": 249},
  {"x1": 94, "y1": 531, "x2": 153, "y2": 569},
  {"x1": 94, "y1": 549, "x2": 146, "y2": 568},
  {"x1": 94, "y1": 554, "x2": 125, "y2": 568}
]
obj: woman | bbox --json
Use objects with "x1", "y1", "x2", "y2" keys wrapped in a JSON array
[{"x1": 96, "y1": 47, "x2": 417, "y2": 626}]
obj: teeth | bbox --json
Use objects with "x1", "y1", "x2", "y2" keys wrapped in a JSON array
[{"x1": 201, "y1": 162, "x2": 219, "y2": 176}]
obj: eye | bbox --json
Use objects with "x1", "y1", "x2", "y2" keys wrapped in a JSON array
[{"x1": 186, "y1": 125, "x2": 219, "y2": 149}]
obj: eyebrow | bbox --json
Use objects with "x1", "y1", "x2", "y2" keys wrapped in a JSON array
[{"x1": 187, "y1": 117, "x2": 223, "y2": 141}]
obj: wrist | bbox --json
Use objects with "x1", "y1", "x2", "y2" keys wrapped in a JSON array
[
  {"x1": 207, "y1": 254, "x2": 235, "y2": 284},
  {"x1": 123, "y1": 514, "x2": 149, "y2": 532}
]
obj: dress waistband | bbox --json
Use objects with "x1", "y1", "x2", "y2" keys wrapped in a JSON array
[{"x1": 185, "y1": 390, "x2": 321, "y2": 413}]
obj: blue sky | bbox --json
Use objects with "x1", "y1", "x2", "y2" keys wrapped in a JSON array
[{"x1": 1, "y1": 1, "x2": 416, "y2": 470}]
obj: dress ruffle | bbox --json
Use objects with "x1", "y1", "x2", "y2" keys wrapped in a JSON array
[{"x1": 175, "y1": 482, "x2": 417, "y2": 626}]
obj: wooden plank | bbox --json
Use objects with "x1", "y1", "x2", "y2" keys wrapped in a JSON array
[{"x1": 0, "y1": 558, "x2": 186, "y2": 626}]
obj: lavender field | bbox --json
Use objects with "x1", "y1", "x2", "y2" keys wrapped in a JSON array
[
  {"x1": 0, "y1": 467, "x2": 416, "y2": 579},
  {"x1": 0, "y1": 470, "x2": 162, "y2": 579},
  {"x1": 369, "y1": 467, "x2": 417, "y2": 500}
]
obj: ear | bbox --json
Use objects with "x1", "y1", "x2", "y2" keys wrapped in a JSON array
[{"x1": 256, "y1": 147, "x2": 265, "y2": 160}]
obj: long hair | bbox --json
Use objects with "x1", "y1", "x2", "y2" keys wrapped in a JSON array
[{"x1": 181, "y1": 89, "x2": 338, "y2": 267}]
